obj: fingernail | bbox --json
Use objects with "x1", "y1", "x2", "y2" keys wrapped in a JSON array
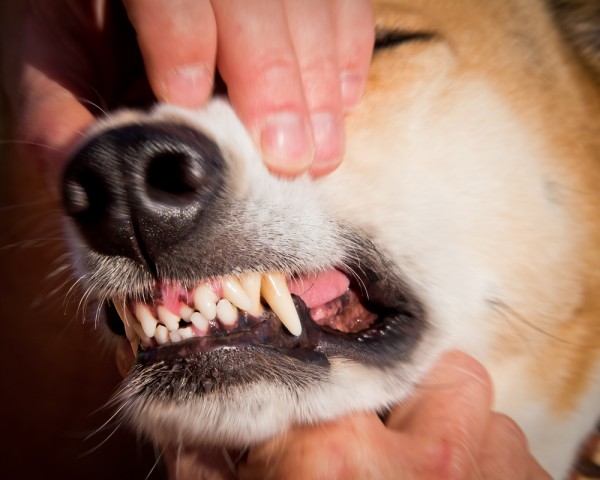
[
  {"x1": 261, "y1": 112, "x2": 313, "y2": 175},
  {"x1": 164, "y1": 64, "x2": 213, "y2": 107},
  {"x1": 340, "y1": 72, "x2": 365, "y2": 111},
  {"x1": 310, "y1": 112, "x2": 343, "y2": 172}
]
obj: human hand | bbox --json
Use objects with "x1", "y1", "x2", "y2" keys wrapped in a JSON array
[
  {"x1": 240, "y1": 351, "x2": 551, "y2": 479},
  {"x1": 2, "y1": 0, "x2": 374, "y2": 191}
]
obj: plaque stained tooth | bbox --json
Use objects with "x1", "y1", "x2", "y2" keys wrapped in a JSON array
[
  {"x1": 157, "y1": 305, "x2": 180, "y2": 332},
  {"x1": 193, "y1": 284, "x2": 218, "y2": 320},
  {"x1": 216, "y1": 299, "x2": 238, "y2": 328},
  {"x1": 222, "y1": 276, "x2": 252, "y2": 312},
  {"x1": 190, "y1": 312, "x2": 209, "y2": 334},
  {"x1": 135, "y1": 303, "x2": 158, "y2": 337},
  {"x1": 155, "y1": 325, "x2": 169, "y2": 345},
  {"x1": 179, "y1": 326, "x2": 194, "y2": 339},
  {"x1": 261, "y1": 272, "x2": 302, "y2": 336},
  {"x1": 170, "y1": 331, "x2": 182, "y2": 343},
  {"x1": 240, "y1": 272, "x2": 263, "y2": 316}
]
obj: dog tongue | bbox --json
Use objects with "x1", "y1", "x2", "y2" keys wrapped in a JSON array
[{"x1": 287, "y1": 269, "x2": 350, "y2": 309}]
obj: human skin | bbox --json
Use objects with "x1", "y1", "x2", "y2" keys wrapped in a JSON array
[
  {"x1": 238, "y1": 351, "x2": 551, "y2": 480},
  {"x1": 2, "y1": 0, "x2": 374, "y2": 192}
]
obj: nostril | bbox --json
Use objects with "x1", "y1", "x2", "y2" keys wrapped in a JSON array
[
  {"x1": 62, "y1": 122, "x2": 226, "y2": 264},
  {"x1": 146, "y1": 150, "x2": 205, "y2": 197}
]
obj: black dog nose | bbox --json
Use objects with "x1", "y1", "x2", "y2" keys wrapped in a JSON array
[{"x1": 62, "y1": 123, "x2": 225, "y2": 267}]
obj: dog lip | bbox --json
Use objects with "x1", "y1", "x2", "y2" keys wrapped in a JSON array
[
  {"x1": 136, "y1": 296, "x2": 329, "y2": 365},
  {"x1": 133, "y1": 266, "x2": 426, "y2": 369}
]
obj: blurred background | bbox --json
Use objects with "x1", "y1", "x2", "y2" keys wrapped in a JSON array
[{"x1": 0, "y1": 4, "x2": 162, "y2": 479}]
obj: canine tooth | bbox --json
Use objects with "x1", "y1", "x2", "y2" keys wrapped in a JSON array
[
  {"x1": 157, "y1": 305, "x2": 180, "y2": 332},
  {"x1": 155, "y1": 325, "x2": 169, "y2": 345},
  {"x1": 222, "y1": 276, "x2": 253, "y2": 312},
  {"x1": 190, "y1": 311, "x2": 209, "y2": 334},
  {"x1": 113, "y1": 302, "x2": 137, "y2": 342},
  {"x1": 180, "y1": 303, "x2": 194, "y2": 321},
  {"x1": 179, "y1": 326, "x2": 193, "y2": 339},
  {"x1": 135, "y1": 304, "x2": 158, "y2": 337},
  {"x1": 240, "y1": 272, "x2": 263, "y2": 316},
  {"x1": 169, "y1": 331, "x2": 182, "y2": 343},
  {"x1": 193, "y1": 284, "x2": 218, "y2": 320},
  {"x1": 216, "y1": 299, "x2": 238, "y2": 327},
  {"x1": 261, "y1": 272, "x2": 302, "y2": 336},
  {"x1": 133, "y1": 322, "x2": 152, "y2": 346}
]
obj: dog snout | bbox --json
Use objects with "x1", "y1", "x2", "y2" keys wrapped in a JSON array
[{"x1": 62, "y1": 123, "x2": 225, "y2": 267}]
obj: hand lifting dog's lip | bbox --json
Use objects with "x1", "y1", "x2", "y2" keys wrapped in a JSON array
[{"x1": 61, "y1": 1, "x2": 600, "y2": 478}]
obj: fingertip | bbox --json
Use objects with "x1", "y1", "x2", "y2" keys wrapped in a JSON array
[
  {"x1": 436, "y1": 350, "x2": 494, "y2": 397},
  {"x1": 18, "y1": 90, "x2": 94, "y2": 193},
  {"x1": 309, "y1": 111, "x2": 344, "y2": 177},
  {"x1": 260, "y1": 111, "x2": 314, "y2": 177},
  {"x1": 160, "y1": 63, "x2": 214, "y2": 108},
  {"x1": 340, "y1": 71, "x2": 366, "y2": 111}
]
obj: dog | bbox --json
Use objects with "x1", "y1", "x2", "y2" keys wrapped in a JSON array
[{"x1": 60, "y1": 0, "x2": 600, "y2": 478}]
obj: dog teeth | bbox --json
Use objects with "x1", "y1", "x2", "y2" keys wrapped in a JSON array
[
  {"x1": 112, "y1": 270, "x2": 303, "y2": 350},
  {"x1": 157, "y1": 306, "x2": 180, "y2": 332},
  {"x1": 193, "y1": 284, "x2": 218, "y2": 320},
  {"x1": 261, "y1": 272, "x2": 303, "y2": 336},
  {"x1": 179, "y1": 303, "x2": 194, "y2": 321},
  {"x1": 240, "y1": 272, "x2": 263, "y2": 316},
  {"x1": 190, "y1": 312, "x2": 209, "y2": 334},
  {"x1": 216, "y1": 299, "x2": 238, "y2": 328},
  {"x1": 135, "y1": 303, "x2": 158, "y2": 337},
  {"x1": 179, "y1": 326, "x2": 194, "y2": 339},
  {"x1": 222, "y1": 276, "x2": 253, "y2": 312},
  {"x1": 155, "y1": 325, "x2": 169, "y2": 345}
]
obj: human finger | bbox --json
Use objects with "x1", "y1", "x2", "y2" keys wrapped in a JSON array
[
  {"x1": 387, "y1": 351, "x2": 495, "y2": 478},
  {"x1": 479, "y1": 413, "x2": 552, "y2": 480},
  {"x1": 283, "y1": 0, "x2": 344, "y2": 176},
  {"x1": 5, "y1": 3, "x2": 97, "y2": 193},
  {"x1": 240, "y1": 412, "x2": 401, "y2": 480},
  {"x1": 333, "y1": 0, "x2": 375, "y2": 111},
  {"x1": 211, "y1": 0, "x2": 314, "y2": 177},
  {"x1": 123, "y1": 0, "x2": 216, "y2": 107}
]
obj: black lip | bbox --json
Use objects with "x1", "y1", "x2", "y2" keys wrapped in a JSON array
[{"x1": 134, "y1": 263, "x2": 427, "y2": 370}]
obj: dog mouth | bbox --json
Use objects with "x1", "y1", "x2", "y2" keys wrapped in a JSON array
[{"x1": 108, "y1": 263, "x2": 424, "y2": 368}]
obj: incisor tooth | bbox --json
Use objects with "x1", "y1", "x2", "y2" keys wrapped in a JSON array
[
  {"x1": 179, "y1": 326, "x2": 193, "y2": 339},
  {"x1": 194, "y1": 284, "x2": 218, "y2": 320},
  {"x1": 222, "y1": 276, "x2": 252, "y2": 312},
  {"x1": 190, "y1": 311, "x2": 209, "y2": 334},
  {"x1": 261, "y1": 272, "x2": 302, "y2": 336},
  {"x1": 180, "y1": 303, "x2": 194, "y2": 321},
  {"x1": 216, "y1": 299, "x2": 238, "y2": 327},
  {"x1": 155, "y1": 325, "x2": 169, "y2": 345},
  {"x1": 240, "y1": 272, "x2": 263, "y2": 316},
  {"x1": 135, "y1": 304, "x2": 158, "y2": 337},
  {"x1": 157, "y1": 305, "x2": 180, "y2": 332}
]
